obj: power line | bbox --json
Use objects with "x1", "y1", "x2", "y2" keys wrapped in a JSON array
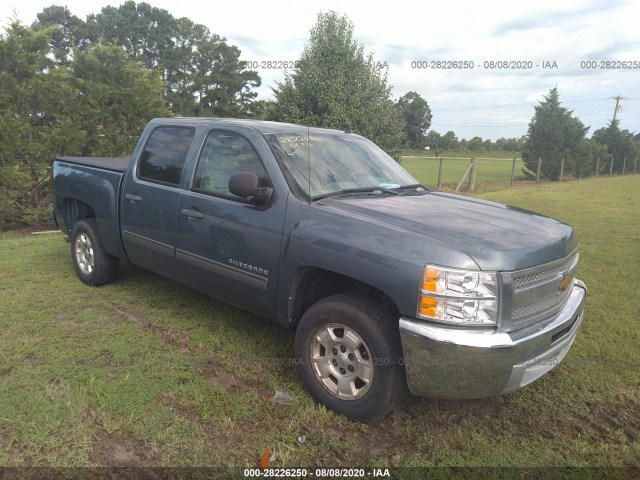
[
  {"x1": 430, "y1": 97, "x2": 616, "y2": 113},
  {"x1": 576, "y1": 108, "x2": 614, "y2": 117},
  {"x1": 432, "y1": 107, "x2": 615, "y2": 128},
  {"x1": 431, "y1": 123, "x2": 529, "y2": 128}
]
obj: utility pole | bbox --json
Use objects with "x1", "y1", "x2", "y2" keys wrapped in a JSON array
[{"x1": 612, "y1": 95, "x2": 625, "y2": 122}]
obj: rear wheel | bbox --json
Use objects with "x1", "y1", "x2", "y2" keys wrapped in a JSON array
[
  {"x1": 295, "y1": 294, "x2": 405, "y2": 421},
  {"x1": 70, "y1": 219, "x2": 119, "y2": 286}
]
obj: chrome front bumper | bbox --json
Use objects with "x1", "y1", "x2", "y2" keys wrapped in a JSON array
[{"x1": 399, "y1": 279, "x2": 587, "y2": 399}]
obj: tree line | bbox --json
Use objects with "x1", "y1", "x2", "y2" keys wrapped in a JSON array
[
  {"x1": 1, "y1": 1, "x2": 262, "y2": 226},
  {"x1": 1, "y1": 5, "x2": 638, "y2": 226},
  {"x1": 521, "y1": 88, "x2": 639, "y2": 180}
]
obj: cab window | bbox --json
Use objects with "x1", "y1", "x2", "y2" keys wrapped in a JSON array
[
  {"x1": 138, "y1": 127, "x2": 195, "y2": 186},
  {"x1": 192, "y1": 131, "x2": 269, "y2": 198}
]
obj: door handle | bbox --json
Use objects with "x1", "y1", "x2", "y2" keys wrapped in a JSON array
[
  {"x1": 181, "y1": 208, "x2": 204, "y2": 220},
  {"x1": 125, "y1": 193, "x2": 143, "y2": 203}
]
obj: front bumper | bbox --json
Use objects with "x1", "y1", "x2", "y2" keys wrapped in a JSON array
[{"x1": 399, "y1": 279, "x2": 586, "y2": 399}]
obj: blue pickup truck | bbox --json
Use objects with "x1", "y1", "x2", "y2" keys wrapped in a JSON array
[{"x1": 52, "y1": 118, "x2": 586, "y2": 420}]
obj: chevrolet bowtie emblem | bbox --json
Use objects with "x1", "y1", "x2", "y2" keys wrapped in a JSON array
[{"x1": 559, "y1": 274, "x2": 574, "y2": 291}]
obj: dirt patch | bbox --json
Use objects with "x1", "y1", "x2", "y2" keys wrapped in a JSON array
[
  {"x1": 89, "y1": 428, "x2": 159, "y2": 467},
  {"x1": 154, "y1": 392, "x2": 251, "y2": 460},
  {"x1": 0, "y1": 427, "x2": 13, "y2": 452},
  {"x1": 199, "y1": 356, "x2": 271, "y2": 398},
  {"x1": 290, "y1": 410, "x2": 420, "y2": 466},
  {"x1": 155, "y1": 393, "x2": 200, "y2": 424},
  {"x1": 430, "y1": 396, "x2": 506, "y2": 422},
  {"x1": 161, "y1": 328, "x2": 190, "y2": 353},
  {"x1": 293, "y1": 397, "x2": 506, "y2": 466},
  {"x1": 99, "y1": 297, "x2": 205, "y2": 356},
  {"x1": 348, "y1": 410, "x2": 418, "y2": 461},
  {"x1": 582, "y1": 402, "x2": 638, "y2": 443},
  {"x1": 102, "y1": 300, "x2": 153, "y2": 328}
]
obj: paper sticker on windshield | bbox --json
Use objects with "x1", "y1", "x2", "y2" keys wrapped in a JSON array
[
  {"x1": 278, "y1": 135, "x2": 325, "y2": 156},
  {"x1": 379, "y1": 183, "x2": 401, "y2": 189}
]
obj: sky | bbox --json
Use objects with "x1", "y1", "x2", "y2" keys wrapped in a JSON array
[{"x1": 2, "y1": 0, "x2": 639, "y2": 141}]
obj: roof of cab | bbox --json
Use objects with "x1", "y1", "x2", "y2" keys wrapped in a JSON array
[{"x1": 147, "y1": 117, "x2": 355, "y2": 137}]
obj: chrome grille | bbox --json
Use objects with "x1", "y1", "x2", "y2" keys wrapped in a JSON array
[
  {"x1": 513, "y1": 265, "x2": 565, "y2": 289},
  {"x1": 505, "y1": 249, "x2": 580, "y2": 330},
  {"x1": 512, "y1": 288, "x2": 572, "y2": 320},
  {"x1": 512, "y1": 252, "x2": 579, "y2": 291}
]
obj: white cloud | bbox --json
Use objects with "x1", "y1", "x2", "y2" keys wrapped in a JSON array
[{"x1": 2, "y1": 0, "x2": 639, "y2": 139}]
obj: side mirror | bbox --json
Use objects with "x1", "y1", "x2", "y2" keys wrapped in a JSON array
[{"x1": 228, "y1": 171, "x2": 273, "y2": 204}]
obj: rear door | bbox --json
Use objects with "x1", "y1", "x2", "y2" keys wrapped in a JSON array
[
  {"x1": 175, "y1": 129, "x2": 286, "y2": 316},
  {"x1": 121, "y1": 125, "x2": 196, "y2": 277}
]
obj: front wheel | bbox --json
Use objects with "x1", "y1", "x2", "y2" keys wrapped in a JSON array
[
  {"x1": 70, "y1": 219, "x2": 119, "y2": 286},
  {"x1": 294, "y1": 295, "x2": 405, "y2": 421}
]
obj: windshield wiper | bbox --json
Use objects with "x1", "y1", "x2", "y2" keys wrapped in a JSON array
[
  {"x1": 312, "y1": 186, "x2": 401, "y2": 201},
  {"x1": 397, "y1": 183, "x2": 427, "y2": 191}
]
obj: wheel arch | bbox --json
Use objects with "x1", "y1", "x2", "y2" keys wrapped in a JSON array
[
  {"x1": 287, "y1": 267, "x2": 400, "y2": 330},
  {"x1": 62, "y1": 198, "x2": 95, "y2": 235}
]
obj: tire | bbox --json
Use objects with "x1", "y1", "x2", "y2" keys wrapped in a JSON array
[
  {"x1": 70, "y1": 218, "x2": 119, "y2": 286},
  {"x1": 294, "y1": 294, "x2": 405, "y2": 421}
]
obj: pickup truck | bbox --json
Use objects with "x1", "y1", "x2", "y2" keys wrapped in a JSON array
[{"x1": 52, "y1": 118, "x2": 586, "y2": 421}]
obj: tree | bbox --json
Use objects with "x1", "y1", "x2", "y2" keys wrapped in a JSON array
[
  {"x1": 575, "y1": 138, "x2": 608, "y2": 178},
  {"x1": 592, "y1": 120, "x2": 639, "y2": 174},
  {"x1": 34, "y1": 2, "x2": 262, "y2": 118},
  {"x1": 0, "y1": 20, "x2": 171, "y2": 226},
  {"x1": 468, "y1": 136, "x2": 484, "y2": 151},
  {"x1": 396, "y1": 91, "x2": 431, "y2": 149},
  {"x1": 424, "y1": 131, "x2": 442, "y2": 150},
  {"x1": 0, "y1": 21, "x2": 86, "y2": 225},
  {"x1": 32, "y1": 5, "x2": 94, "y2": 65},
  {"x1": 92, "y1": 1, "x2": 176, "y2": 70},
  {"x1": 71, "y1": 45, "x2": 171, "y2": 156},
  {"x1": 522, "y1": 87, "x2": 589, "y2": 180},
  {"x1": 269, "y1": 11, "x2": 405, "y2": 159},
  {"x1": 440, "y1": 131, "x2": 459, "y2": 150}
]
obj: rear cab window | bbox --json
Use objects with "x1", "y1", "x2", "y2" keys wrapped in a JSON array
[{"x1": 138, "y1": 126, "x2": 196, "y2": 186}]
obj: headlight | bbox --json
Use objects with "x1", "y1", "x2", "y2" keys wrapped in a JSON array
[{"x1": 419, "y1": 265, "x2": 499, "y2": 325}]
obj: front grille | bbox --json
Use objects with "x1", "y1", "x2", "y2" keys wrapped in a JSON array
[
  {"x1": 506, "y1": 250, "x2": 579, "y2": 329},
  {"x1": 512, "y1": 288, "x2": 572, "y2": 320},
  {"x1": 513, "y1": 265, "x2": 566, "y2": 289},
  {"x1": 512, "y1": 252, "x2": 579, "y2": 291}
]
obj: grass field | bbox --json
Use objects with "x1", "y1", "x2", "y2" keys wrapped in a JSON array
[
  {"x1": 401, "y1": 156, "x2": 527, "y2": 190},
  {"x1": 402, "y1": 149, "x2": 521, "y2": 160},
  {"x1": 0, "y1": 176, "x2": 639, "y2": 473}
]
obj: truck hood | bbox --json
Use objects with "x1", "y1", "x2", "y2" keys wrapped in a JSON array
[{"x1": 319, "y1": 191, "x2": 577, "y2": 271}]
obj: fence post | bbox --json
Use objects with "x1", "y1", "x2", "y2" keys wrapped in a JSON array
[
  {"x1": 622, "y1": 157, "x2": 627, "y2": 175},
  {"x1": 609, "y1": 157, "x2": 614, "y2": 176},
  {"x1": 634, "y1": 158, "x2": 638, "y2": 174},
  {"x1": 456, "y1": 159, "x2": 473, "y2": 192},
  {"x1": 468, "y1": 158, "x2": 477, "y2": 192},
  {"x1": 511, "y1": 158, "x2": 516, "y2": 186},
  {"x1": 536, "y1": 157, "x2": 541, "y2": 183},
  {"x1": 559, "y1": 157, "x2": 565, "y2": 181},
  {"x1": 437, "y1": 157, "x2": 443, "y2": 189},
  {"x1": 595, "y1": 157, "x2": 599, "y2": 178}
]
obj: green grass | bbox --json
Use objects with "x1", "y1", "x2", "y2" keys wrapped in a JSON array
[
  {"x1": 402, "y1": 149, "x2": 521, "y2": 159},
  {"x1": 0, "y1": 175, "x2": 639, "y2": 471},
  {"x1": 402, "y1": 156, "x2": 528, "y2": 190}
]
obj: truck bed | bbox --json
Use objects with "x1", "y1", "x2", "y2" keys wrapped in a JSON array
[
  {"x1": 55, "y1": 156, "x2": 131, "y2": 173},
  {"x1": 52, "y1": 157, "x2": 128, "y2": 259}
]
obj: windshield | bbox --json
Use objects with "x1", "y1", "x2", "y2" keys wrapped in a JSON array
[{"x1": 264, "y1": 132, "x2": 419, "y2": 199}]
